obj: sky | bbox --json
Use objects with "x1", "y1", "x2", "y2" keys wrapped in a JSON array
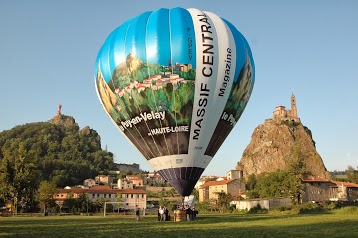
[{"x1": 1, "y1": 0, "x2": 357, "y2": 176}]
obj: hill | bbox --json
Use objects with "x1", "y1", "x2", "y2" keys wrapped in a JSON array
[
  {"x1": 0, "y1": 108, "x2": 114, "y2": 189},
  {"x1": 237, "y1": 95, "x2": 331, "y2": 180}
]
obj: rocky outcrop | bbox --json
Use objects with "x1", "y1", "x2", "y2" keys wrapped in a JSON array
[
  {"x1": 112, "y1": 53, "x2": 143, "y2": 78},
  {"x1": 49, "y1": 114, "x2": 78, "y2": 128},
  {"x1": 236, "y1": 119, "x2": 331, "y2": 180}
]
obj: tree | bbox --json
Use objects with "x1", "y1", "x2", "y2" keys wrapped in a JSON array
[
  {"x1": 288, "y1": 142, "x2": 311, "y2": 179},
  {"x1": 347, "y1": 166, "x2": 358, "y2": 183},
  {"x1": 116, "y1": 192, "x2": 123, "y2": 209},
  {"x1": 205, "y1": 177, "x2": 217, "y2": 183},
  {"x1": 77, "y1": 193, "x2": 90, "y2": 214},
  {"x1": 246, "y1": 173, "x2": 259, "y2": 198},
  {"x1": 63, "y1": 192, "x2": 78, "y2": 214},
  {"x1": 37, "y1": 181, "x2": 57, "y2": 215},
  {"x1": 253, "y1": 170, "x2": 294, "y2": 199},
  {"x1": 0, "y1": 144, "x2": 40, "y2": 213},
  {"x1": 197, "y1": 199, "x2": 211, "y2": 213},
  {"x1": 94, "y1": 198, "x2": 110, "y2": 213},
  {"x1": 215, "y1": 192, "x2": 233, "y2": 213},
  {"x1": 247, "y1": 169, "x2": 307, "y2": 205},
  {"x1": 159, "y1": 197, "x2": 165, "y2": 207},
  {"x1": 0, "y1": 121, "x2": 114, "y2": 190},
  {"x1": 191, "y1": 188, "x2": 199, "y2": 201},
  {"x1": 0, "y1": 155, "x2": 17, "y2": 213},
  {"x1": 288, "y1": 142, "x2": 312, "y2": 204}
]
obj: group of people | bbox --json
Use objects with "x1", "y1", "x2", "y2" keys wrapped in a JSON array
[
  {"x1": 157, "y1": 206, "x2": 170, "y2": 221},
  {"x1": 172, "y1": 204, "x2": 197, "y2": 221},
  {"x1": 135, "y1": 204, "x2": 198, "y2": 222},
  {"x1": 183, "y1": 204, "x2": 197, "y2": 221}
]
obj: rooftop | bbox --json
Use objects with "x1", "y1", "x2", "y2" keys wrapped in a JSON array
[
  {"x1": 57, "y1": 185, "x2": 146, "y2": 194},
  {"x1": 200, "y1": 179, "x2": 234, "y2": 189}
]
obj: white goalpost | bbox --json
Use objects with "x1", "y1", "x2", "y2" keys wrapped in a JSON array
[{"x1": 103, "y1": 202, "x2": 146, "y2": 217}]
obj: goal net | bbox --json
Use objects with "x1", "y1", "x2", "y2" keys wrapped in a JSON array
[{"x1": 103, "y1": 202, "x2": 146, "y2": 217}]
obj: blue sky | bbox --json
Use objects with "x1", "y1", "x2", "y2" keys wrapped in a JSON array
[{"x1": 1, "y1": 0, "x2": 357, "y2": 176}]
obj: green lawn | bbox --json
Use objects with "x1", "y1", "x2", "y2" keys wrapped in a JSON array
[{"x1": 1, "y1": 212, "x2": 357, "y2": 238}]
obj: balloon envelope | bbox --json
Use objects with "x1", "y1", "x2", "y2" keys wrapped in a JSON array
[{"x1": 95, "y1": 7, "x2": 255, "y2": 196}]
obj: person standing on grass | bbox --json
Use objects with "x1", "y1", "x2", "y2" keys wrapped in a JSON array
[
  {"x1": 163, "y1": 206, "x2": 168, "y2": 221},
  {"x1": 185, "y1": 205, "x2": 191, "y2": 221},
  {"x1": 157, "y1": 207, "x2": 161, "y2": 221},
  {"x1": 159, "y1": 206, "x2": 164, "y2": 221},
  {"x1": 135, "y1": 205, "x2": 140, "y2": 221}
]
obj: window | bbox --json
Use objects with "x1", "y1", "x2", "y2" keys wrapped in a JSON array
[
  {"x1": 109, "y1": 194, "x2": 112, "y2": 198},
  {"x1": 131, "y1": 194, "x2": 133, "y2": 198}
]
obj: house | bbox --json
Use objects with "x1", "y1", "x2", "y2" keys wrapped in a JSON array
[
  {"x1": 301, "y1": 177, "x2": 338, "y2": 203},
  {"x1": 83, "y1": 179, "x2": 96, "y2": 188},
  {"x1": 118, "y1": 178, "x2": 134, "y2": 189},
  {"x1": 126, "y1": 175, "x2": 144, "y2": 187},
  {"x1": 227, "y1": 170, "x2": 243, "y2": 180},
  {"x1": 95, "y1": 175, "x2": 114, "y2": 185},
  {"x1": 55, "y1": 185, "x2": 147, "y2": 210},
  {"x1": 194, "y1": 178, "x2": 207, "y2": 190},
  {"x1": 300, "y1": 178, "x2": 358, "y2": 202},
  {"x1": 216, "y1": 177, "x2": 226, "y2": 181},
  {"x1": 146, "y1": 171, "x2": 167, "y2": 186},
  {"x1": 194, "y1": 176, "x2": 227, "y2": 190},
  {"x1": 198, "y1": 179, "x2": 246, "y2": 202},
  {"x1": 332, "y1": 181, "x2": 358, "y2": 201}
]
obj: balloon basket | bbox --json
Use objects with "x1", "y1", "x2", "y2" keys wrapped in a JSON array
[{"x1": 173, "y1": 210, "x2": 186, "y2": 222}]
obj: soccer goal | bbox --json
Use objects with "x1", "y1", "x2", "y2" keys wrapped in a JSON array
[{"x1": 103, "y1": 202, "x2": 146, "y2": 217}]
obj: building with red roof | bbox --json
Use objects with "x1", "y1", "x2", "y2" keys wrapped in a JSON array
[
  {"x1": 332, "y1": 181, "x2": 358, "y2": 201},
  {"x1": 301, "y1": 177, "x2": 338, "y2": 202},
  {"x1": 198, "y1": 179, "x2": 245, "y2": 202},
  {"x1": 301, "y1": 177, "x2": 358, "y2": 202},
  {"x1": 55, "y1": 185, "x2": 146, "y2": 210}
]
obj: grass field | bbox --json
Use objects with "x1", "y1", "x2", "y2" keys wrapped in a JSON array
[{"x1": 1, "y1": 210, "x2": 357, "y2": 238}]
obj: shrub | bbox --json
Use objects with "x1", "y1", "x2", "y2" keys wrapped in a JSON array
[
  {"x1": 333, "y1": 206, "x2": 358, "y2": 215},
  {"x1": 247, "y1": 204, "x2": 268, "y2": 214},
  {"x1": 290, "y1": 202, "x2": 326, "y2": 214},
  {"x1": 269, "y1": 202, "x2": 329, "y2": 215},
  {"x1": 272, "y1": 206, "x2": 286, "y2": 212}
]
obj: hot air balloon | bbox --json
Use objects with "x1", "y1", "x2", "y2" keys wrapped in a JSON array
[{"x1": 95, "y1": 7, "x2": 255, "y2": 196}]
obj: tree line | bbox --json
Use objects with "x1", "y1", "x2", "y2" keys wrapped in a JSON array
[{"x1": 0, "y1": 120, "x2": 114, "y2": 212}]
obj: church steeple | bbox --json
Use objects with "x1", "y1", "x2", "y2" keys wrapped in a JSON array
[
  {"x1": 291, "y1": 93, "x2": 298, "y2": 118},
  {"x1": 272, "y1": 94, "x2": 300, "y2": 123}
]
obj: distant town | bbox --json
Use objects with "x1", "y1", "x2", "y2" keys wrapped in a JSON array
[{"x1": 49, "y1": 161, "x2": 358, "y2": 214}]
